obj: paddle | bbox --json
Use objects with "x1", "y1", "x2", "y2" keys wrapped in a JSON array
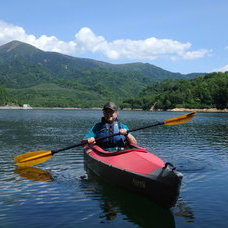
[{"x1": 14, "y1": 112, "x2": 196, "y2": 167}]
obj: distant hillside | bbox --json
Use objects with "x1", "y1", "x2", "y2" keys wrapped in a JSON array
[
  {"x1": 122, "y1": 72, "x2": 228, "y2": 110},
  {"x1": 0, "y1": 40, "x2": 204, "y2": 107}
]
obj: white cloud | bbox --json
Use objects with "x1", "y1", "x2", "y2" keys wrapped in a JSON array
[
  {"x1": 212, "y1": 64, "x2": 228, "y2": 72},
  {"x1": 0, "y1": 20, "x2": 211, "y2": 61},
  {"x1": 0, "y1": 21, "x2": 80, "y2": 54},
  {"x1": 0, "y1": 21, "x2": 35, "y2": 43},
  {"x1": 178, "y1": 49, "x2": 212, "y2": 60}
]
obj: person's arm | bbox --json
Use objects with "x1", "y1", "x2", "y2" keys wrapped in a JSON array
[
  {"x1": 81, "y1": 137, "x2": 96, "y2": 144},
  {"x1": 126, "y1": 133, "x2": 137, "y2": 145},
  {"x1": 119, "y1": 128, "x2": 137, "y2": 145},
  {"x1": 81, "y1": 125, "x2": 97, "y2": 144}
]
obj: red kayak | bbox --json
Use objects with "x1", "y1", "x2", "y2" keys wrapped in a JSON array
[{"x1": 84, "y1": 144, "x2": 183, "y2": 208}]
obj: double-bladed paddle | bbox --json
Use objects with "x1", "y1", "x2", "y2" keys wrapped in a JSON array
[{"x1": 14, "y1": 112, "x2": 196, "y2": 167}]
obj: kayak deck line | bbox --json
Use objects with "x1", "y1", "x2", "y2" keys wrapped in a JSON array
[{"x1": 86, "y1": 144, "x2": 148, "y2": 156}]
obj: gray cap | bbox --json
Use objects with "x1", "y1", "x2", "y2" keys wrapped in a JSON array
[{"x1": 103, "y1": 102, "x2": 118, "y2": 111}]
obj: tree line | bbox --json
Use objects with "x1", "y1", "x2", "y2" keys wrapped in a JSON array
[
  {"x1": 1, "y1": 72, "x2": 228, "y2": 109},
  {"x1": 122, "y1": 72, "x2": 228, "y2": 110},
  {"x1": 0, "y1": 86, "x2": 18, "y2": 106}
]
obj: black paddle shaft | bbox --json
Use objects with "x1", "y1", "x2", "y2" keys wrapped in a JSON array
[
  {"x1": 51, "y1": 121, "x2": 164, "y2": 155},
  {"x1": 127, "y1": 121, "x2": 163, "y2": 133}
]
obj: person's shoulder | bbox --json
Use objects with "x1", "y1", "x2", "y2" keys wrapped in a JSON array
[{"x1": 119, "y1": 122, "x2": 129, "y2": 129}]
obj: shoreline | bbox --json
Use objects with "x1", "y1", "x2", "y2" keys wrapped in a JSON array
[
  {"x1": 167, "y1": 108, "x2": 228, "y2": 113},
  {"x1": 0, "y1": 105, "x2": 228, "y2": 112}
]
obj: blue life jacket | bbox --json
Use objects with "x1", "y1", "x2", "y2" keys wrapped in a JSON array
[{"x1": 96, "y1": 119, "x2": 126, "y2": 148}]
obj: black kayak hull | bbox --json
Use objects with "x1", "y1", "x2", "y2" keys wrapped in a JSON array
[{"x1": 84, "y1": 145, "x2": 183, "y2": 208}]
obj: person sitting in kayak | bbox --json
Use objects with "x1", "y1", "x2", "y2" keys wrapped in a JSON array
[{"x1": 82, "y1": 102, "x2": 137, "y2": 152}]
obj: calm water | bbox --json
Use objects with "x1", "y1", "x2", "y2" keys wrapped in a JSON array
[{"x1": 0, "y1": 109, "x2": 228, "y2": 228}]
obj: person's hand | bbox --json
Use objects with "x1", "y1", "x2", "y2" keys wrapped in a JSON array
[
  {"x1": 87, "y1": 137, "x2": 96, "y2": 144},
  {"x1": 119, "y1": 129, "x2": 128, "y2": 135}
]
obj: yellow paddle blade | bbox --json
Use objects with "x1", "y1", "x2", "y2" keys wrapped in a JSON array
[
  {"x1": 14, "y1": 150, "x2": 52, "y2": 167},
  {"x1": 14, "y1": 167, "x2": 53, "y2": 182},
  {"x1": 164, "y1": 112, "x2": 196, "y2": 125}
]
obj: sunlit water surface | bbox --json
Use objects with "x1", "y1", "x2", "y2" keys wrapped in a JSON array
[{"x1": 0, "y1": 110, "x2": 228, "y2": 227}]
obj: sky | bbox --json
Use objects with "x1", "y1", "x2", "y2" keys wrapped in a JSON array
[{"x1": 0, "y1": 0, "x2": 228, "y2": 74}]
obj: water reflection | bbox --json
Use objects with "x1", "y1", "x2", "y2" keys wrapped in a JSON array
[
  {"x1": 83, "y1": 168, "x2": 176, "y2": 228},
  {"x1": 14, "y1": 166, "x2": 175, "y2": 227},
  {"x1": 4, "y1": 110, "x2": 228, "y2": 228},
  {"x1": 14, "y1": 167, "x2": 54, "y2": 182},
  {"x1": 173, "y1": 199, "x2": 195, "y2": 223}
]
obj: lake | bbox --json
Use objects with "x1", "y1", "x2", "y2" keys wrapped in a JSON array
[{"x1": 0, "y1": 109, "x2": 228, "y2": 227}]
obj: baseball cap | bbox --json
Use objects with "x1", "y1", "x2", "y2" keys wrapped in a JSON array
[{"x1": 103, "y1": 102, "x2": 118, "y2": 111}]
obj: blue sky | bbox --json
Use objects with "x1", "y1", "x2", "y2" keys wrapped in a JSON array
[{"x1": 0, "y1": 0, "x2": 228, "y2": 74}]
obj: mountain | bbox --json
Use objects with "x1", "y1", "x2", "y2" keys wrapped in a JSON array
[{"x1": 0, "y1": 40, "x2": 204, "y2": 107}]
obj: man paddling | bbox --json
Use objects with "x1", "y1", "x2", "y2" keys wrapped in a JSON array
[{"x1": 82, "y1": 102, "x2": 137, "y2": 152}]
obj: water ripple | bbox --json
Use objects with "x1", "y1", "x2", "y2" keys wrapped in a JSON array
[{"x1": 1, "y1": 110, "x2": 228, "y2": 227}]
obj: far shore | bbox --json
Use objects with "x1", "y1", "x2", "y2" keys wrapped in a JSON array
[
  {"x1": 167, "y1": 108, "x2": 228, "y2": 113},
  {"x1": 0, "y1": 105, "x2": 228, "y2": 113}
]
